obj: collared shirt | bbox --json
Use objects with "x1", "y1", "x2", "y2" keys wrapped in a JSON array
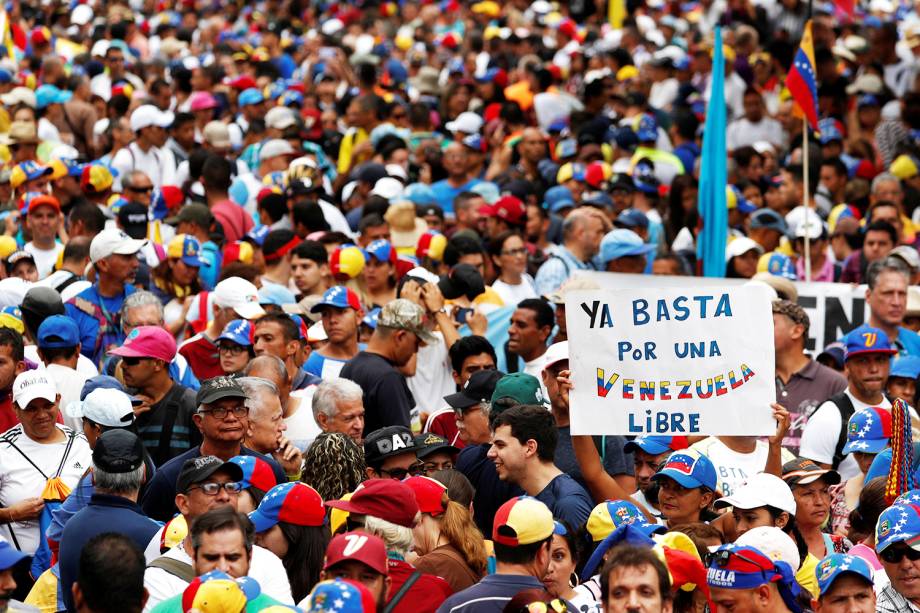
[
  {"x1": 436, "y1": 574, "x2": 548, "y2": 613},
  {"x1": 775, "y1": 359, "x2": 847, "y2": 456},
  {"x1": 534, "y1": 246, "x2": 597, "y2": 296},
  {"x1": 877, "y1": 583, "x2": 920, "y2": 613}
]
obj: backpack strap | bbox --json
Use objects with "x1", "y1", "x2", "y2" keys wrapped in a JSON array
[
  {"x1": 156, "y1": 385, "x2": 184, "y2": 465},
  {"x1": 383, "y1": 571, "x2": 422, "y2": 613},
  {"x1": 53, "y1": 430, "x2": 79, "y2": 479},
  {"x1": 829, "y1": 392, "x2": 857, "y2": 470},
  {"x1": 147, "y1": 556, "x2": 196, "y2": 583}
]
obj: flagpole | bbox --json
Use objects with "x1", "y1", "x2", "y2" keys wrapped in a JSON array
[{"x1": 803, "y1": 117, "x2": 812, "y2": 281}]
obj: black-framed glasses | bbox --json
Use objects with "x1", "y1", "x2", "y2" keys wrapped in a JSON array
[
  {"x1": 127, "y1": 185, "x2": 153, "y2": 193},
  {"x1": 501, "y1": 247, "x2": 528, "y2": 257},
  {"x1": 122, "y1": 356, "x2": 150, "y2": 366},
  {"x1": 379, "y1": 463, "x2": 424, "y2": 480},
  {"x1": 218, "y1": 343, "x2": 247, "y2": 355},
  {"x1": 880, "y1": 545, "x2": 920, "y2": 564},
  {"x1": 188, "y1": 481, "x2": 243, "y2": 496},
  {"x1": 198, "y1": 405, "x2": 249, "y2": 419}
]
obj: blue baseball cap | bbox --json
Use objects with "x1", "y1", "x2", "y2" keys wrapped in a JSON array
[
  {"x1": 280, "y1": 90, "x2": 304, "y2": 108},
  {"x1": 217, "y1": 319, "x2": 254, "y2": 347},
  {"x1": 615, "y1": 208, "x2": 649, "y2": 230},
  {"x1": 37, "y1": 314, "x2": 80, "y2": 349},
  {"x1": 362, "y1": 307, "x2": 380, "y2": 329},
  {"x1": 600, "y1": 229, "x2": 655, "y2": 265},
  {"x1": 759, "y1": 252, "x2": 797, "y2": 281},
  {"x1": 651, "y1": 449, "x2": 717, "y2": 490},
  {"x1": 623, "y1": 435, "x2": 690, "y2": 455},
  {"x1": 168, "y1": 234, "x2": 208, "y2": 267},
  {"x1": 310, "y1": 286, "x2": 362, "y2": 313},
  {"x1": 249, "y1": 482, "x2": 325, "y2": 532},
  {"x1": 583, "y1": 191, "x2": 614, "y2": 209},
  {"x1": 244, "y1": 225, "x2": 270, "y2": 247},
  {"x1": 842, "y1": 407, "x2": 891, "y2": 454},
  {"x1": 35, "y1": 84, "x2": 72, "y2": 110},
  {"x1": 632, "y1": 161, "x2": 660, "y2": 194},
  {"x1": 749, "y1": 208, "x2": 787, "y2": 234},
  {"x1": 555, "y1": 138, "x2": 577, "y2": 159},
  {"x1": 857, "y1": 94, "x2": 880, "y2": 108},
  {"x1": 864, "y1": 444, "x2": 920, "y2": 484},
  {"x1": 586, "y1": 500, "x2": 663, "y2": 541},
  {"x1": 402, "y1": 183, "x2": 436, "y2": 206},
  {"x1": 238, "y1": 88, "x2": 264, "y2": 107},
  {"x1": 258, "y1": 283, "x2": 297, "y2": 306},
  {"x1": 895, "y1": 490, "x2": 920, "y2": 505},
  {"x1": 818, "y1": 118, "x2": 843, "y2": 144},
  {"x1": 636, "y1": 113, "x2": 658, "y2": 141},
  {"x1": 891, "y1": 355, "x2": 920, "y2": 379},
  {"x1": 843, "y1": 324, "x2": 896, "y2": 360},
  {"x1": 815, "y1": 553, "x2": 873, "y2": 596},
  {"x1": 303, "y1": 579, "x2": 373, "y2": 613},
  {"x1": 462, "y1": 134, "x2": 485, "y2": 153},
  {"x1": 707, "y1": 544, "x2": 794, "y2": 590},
  {"x1": 817, "y1": 342, "x2": 845, "y2": 369},
  {"x1": 543, "y1": 185, "x2": 575, "y2": 213},
  {"x1": 228, "y1": 455, "x2": 278, "y2": 492},
  {"x1": 0, "y1": 540, "x2": 28, "y2": 571},
  {"x1": 875, "y1": 503, "x2": 920, "y2": 553},
  {"x1": 365, "y1": 239, "x2": 396, "y2": 263}
]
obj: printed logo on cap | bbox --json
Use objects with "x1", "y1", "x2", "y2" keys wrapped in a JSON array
[
  {"x1": 862, "y1": 332, "x2": 877, "y2": 348},
  {"x1": 663, "y1": 453, "x2": 696, "y2": 476},
  {"x1": 342, "y1": 533, "x2": 370, "y2": 557},
  {"x1": 878, "y1": 518, "x2": 891, "y2": 538},
  {"x1": 374, "y1": 431, "x2": 413, "y2": 455}
]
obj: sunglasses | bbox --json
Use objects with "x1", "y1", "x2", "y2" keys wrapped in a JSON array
[
  {"x1": 881, "y1": 546, "x2": 920, "y2": 564},
  {"x1": 127, "y1": 185, "x2": 153, "y2": 193},
  {"x1": 707, "y1": 548, "x2": 770, "y2": 573},
  {"x1": 122, "y1": 356, "x2": 150, "y2": 366},
  {"x1": 379, "y1": 463, "x2": 424, "y2": 480}
]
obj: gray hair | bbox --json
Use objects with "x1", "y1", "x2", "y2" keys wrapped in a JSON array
[
  {"x1": 121, "y1": 290, "x2": 164, "y2": 320},
  {"x1": 561, "y1": 209, "x2": 588, "y2": 242},
  {"x1": 871, "y1": 172, "x2": 902, "y2": 195},
  {"x1": 364, "y1": 515, "x2": 416, "y2": 556},
  {"x1": 93, "y1": 464, "x2": 145, "y2": 495},
  {"x1": 236, "y1": 376, "x2": 280, "y2": 418},
  {"x1": 312, "y1": 379, "x2": 363, "y2": 420},
  {"x1": 867, "y1": 256, "x2": 910, "y2": 289},
  {"x1": 242, "y1": 355, "x2": 289, "y2": 385}
]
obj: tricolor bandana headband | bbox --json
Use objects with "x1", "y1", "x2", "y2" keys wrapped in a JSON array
[{"x1": 263, "y1": 236, "x2": 301, "y2": 262}]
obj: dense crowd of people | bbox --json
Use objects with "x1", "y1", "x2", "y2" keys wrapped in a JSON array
[{"x1": 0, "y1": 0, "x2": 918, "y2": 611}]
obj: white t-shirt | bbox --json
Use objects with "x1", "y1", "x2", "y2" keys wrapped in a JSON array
[
  {"x1": 407, "y1": 331, "x2": 455, "y2": 417},
  {"x1": 726, "y1": 117, "x2": 786, "y2": 151},
  {"x1": 0, "y1": 424, "x2": 91, "y2": 554},
  {"x1": 143, "y1": 539, "x2": 294, "y2": 612},
  {"x1": 691, "y1": 437, "x2": 795, "y2": 497},
  {"x1": 800, "y1": 391, "x2": 895, "y2": 481},
  {"x1": 111, "y1": 142, "x2": 177, "y2": 190},
  {"x1": 286, "y1": 388, "x2": 321, "y2": 452},
  {"x1": 37, "y1": 118, "x2": 61, "y2": 144},
  {"x1": 44, "y1": 364, "x2": 89, "y2": 432},
  {"x1": 523, "y1": 353, "x2": 550, "y2": 402},
  {"x1": 25, "y1": 344, "x2": 98, "y2": 378},
  {"x1": 491, "y1": 275, "x2": 538, "y2": 307},
  {"x1": 23, "y1": 242, "x2": 63, "y2": 280}
]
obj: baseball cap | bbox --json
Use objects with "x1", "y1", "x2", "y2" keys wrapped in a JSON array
[
  {"x1": 416, "y1": 230, "x2": 448, "y2": 261},
  {"x1": 166, "y1": 234, "x2": 207, "y2": 267},
  {"x1": 10, "y1": 161, "x2": 52, "y2": 189},
  {"x1": 78, "y1": 375, "x2": 133, "y2": 402},
  {"x1": 623, "y1": 435, "x2": 690, "y2": 455},
  {"x1": 404, "y1": 475, "x2": 448, "y2": 516},
  {"x1": 414, "y1": 433, "x2": 459, "y2": 460},
  {"x1": 326, "y1": 479, "x2": 420, "y2": 528},
  {"x1": 444, "y1": 369, "x2": 504, "y2": 409},
  {"x1": 706, "y1": 544, "x2": 789, "y2": 590},
  {"x1": 89, "y1": 229, "x2": 146, "y2": 263},
  {"x1": 238, "y1": 88, "x2": 264, "y2": 106},
  {"x1": 324, "y1": 532, "x2": 389, "y2": 575},
  {"x1": 259, "y1": 139, "x2": 297, "y2": 162},
  {"x1": 445, "y1": 111, "x2": 484, "y2": 134},
  {"x1": 182, "y1": 576, "x2": 251, "y2": 613},
  {"x1": 0, "y1": 306, "x2": 23, "y2": 335},
  {"x1": 0, "y1": 541, "x2": 28, "y2": 571},
  {"x1": 109, "y1": 326, "x2": 177, "y2": 363},
  {"x1": 757, "y1": 252, "x2": 797, "y2": 281},
  {"x1": 479, "y1": 195, "x2": 525, "y2": 225},
  {"x1": 176, "y1": 455, "x2": 245, "y2": 494},
  {"x1": 130, "y1": 104, "x2": 174, "y2": 132},
  {"x1": 249, "y1": 482, "x2": 325, "y2": 532},
  {"x1": 329, "y1": 245, "x2": 367, "y2": 279},
  {"x1": 196, "y1": 375, "x2": 247, "y2": 405},
  {"x1": 651, "y1": 449, "x2": 718, "y2": 491},
  {"x1": 66, "y1": 387, "x2": 135, "y2": 428},
  {"x1": 713, "y1": 472, "x2": 796, "y2": 515},
  {"x1": 749, "y1": 209, "x2": 788, "y2": 234},
  {"x1": 363, "y1": 426, "x2": 417, "y2": 466},
  {"x1": 92, "y1": 429, "x2": 145, "y2": 473},
  {"x1": 600, "y1": 229, "x2": 655, "y2": 265},
  {"x1": 816, "y1": 342, "x2": 845, "y2": 369},
  {"x1": 615, "y1": 209, "x2": 650, "y2": 230},
  {"x1": 214, "y1": 277, "x2": 266, "y2": 320},
  {"x1": 203, "y1": 121, "x2": 232, "y2": 149},
  {"x1": 843, "y1": 324, "x2": 896, "y2": 360},
  {"x1": 734, "y1": 526, "x2": 801, "y2": 572},
  {"x1": 635, "y1": 113, "x2": 658, "y2": 141},
  {"x1": 543, "y1": 341, "x2": 568, "y2": 371},
  {"x1": 189, "y1": 91, "x2": 219, "y2": 112},
  {"x1": 229, "y1": 455, "x2": 278, "y2": 492},
  {"x1": 493, "y1": 496, "x2": 554, "y2": 546},
  {"x1": 365, "y1": 239, "x2": 397, "y2": 264},
  {"x1": 587, "y1": 500, "x2": 652, "y2": 542},
  {"x1": 116, "y1": 201, "x2": 149, "y2": 239},
  {"x1": 543, "y1": 185, "x2": 575, "y2": 213},
  {"x1": 438, "y1": 263, "x2": 485, "y2": 302},
  {"x1": 841, "y1": 407, "x2": 892, "y2": 454},
  {"x1": 13, "y1": 370, "x2": 57, "y2": 409},
  {"x1": 303, "y1": 579, "x2": 378, "y2": 613},
  {"x1": 265, "y1": 107, "x2": 297, "y2": 131},
  {"x1": 891, "y1": 355, "x2": 920, "y2": 379},
  {"x1": 166, "y1": 203, "x2": 212, "y2": 227},
  {"x1": 781, "y1": 457, "x2": 841, "y2": 488},
  {"x1": 35, "y1": 84, "x2": 72, "y2": 110},
  {"x1": 725, "y1": 237, "x2": 764, "y2": 263},
  {"x1": 815, "y1": 554, "x2": 873, "y2": 596},
  {"x1": 491, "y1": 372, "x2": 544, "y2": 405},
  {"x1": 376, "y1": 298, "x2": 437, "y2": 345},
  {"x1": 81, "y1": 164, "x2": 114, "y2": 193},
  {"x1": 217, "y1": 319, "x2": 254, "y2": 348},
  {"x1": 818, "y1": 118, "x2": 844, "y2": 144},
  {"x1": 5, "y1": 251, "x2": 35, "y2": 275},
  {"x1": 36, "y1": 315, "x2": 79, "y2": 349},
  {"x1": 876, "y1": 503, "x2": 920, "y2": 553}
]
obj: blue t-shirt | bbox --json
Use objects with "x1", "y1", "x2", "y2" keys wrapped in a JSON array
[
  {"x1": 430, "y1": 178, "x2": 483, "y2": 216},
  {"x1": 534, "y1": 473, "x2": 594, "y2": 531},
  {"x1": 455, "y1": 444, "x2": 523, "y2": 536}
]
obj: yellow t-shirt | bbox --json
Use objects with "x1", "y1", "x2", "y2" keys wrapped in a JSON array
[
  {"x1": 797, "y1": 552, "x2": 820, "y2": 599},
  {"x1": 337, "y1": 127, "x2": 369, "y2": 175}
]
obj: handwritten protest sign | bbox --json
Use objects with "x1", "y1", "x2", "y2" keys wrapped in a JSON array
[{"x1": 566, "y1": 285, "x2": 777, "y2": 436}]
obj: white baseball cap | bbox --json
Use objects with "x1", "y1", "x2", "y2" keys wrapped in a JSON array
[
  {"x1": 130, "y1": 104, "x2": 174, "y2": 132},
  {"x1": 90, "y1": 229, "x2": 146, "y2": 263},
  {"x1": 444, "y1": 111, "x2": 484, "y2": 135},
  {"x1": 724, "y1": 236, "x2": 763, "y2": 263},
  {"x1": 370, "y1": 177, "x2": 404, "y2": 200},
  {"x1": 259, "y1": 138, "x2": 297, "y2": 162},
  {"x1": 543, "y1": 341, "x2": 569, "y2": 371},
  {"x1": 66, "y1": 388, "x2": 135, "y2": 428},
  {"x1": 13, "y1": 370, "x2": 57, "y2": 409},
  {"x1": 735, "y1": 526, "x2": 801, "y2": 572},
  {"x1": 713, "y1": 472, "x2": 797, "y2": 515},
  {"x1": 214, "y1": 277, "x2": 266, "y2": 320},
  {"x1": 265, "y1": 106, "x2": 297, "y2": 131}
]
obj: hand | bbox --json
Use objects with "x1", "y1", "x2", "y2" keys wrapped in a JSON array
[
  {"x1": 6, "y1": 497, "x2": 44, "y2": 522},
  {"x1": 769, "y1": 403, "x2": 790, "y2": 446},
  {"x1": 421, "y1": 282, "x2": 445, "y2": 313},
  {"x1": 4, "y1": 211, "x2": 19, "y2": 236},
  {"x1": 467, "y1": 309, "x2": 487, "y2": 335},
  {"x1": 133, "y1": 393, "x2": 153, "y2": 417},
  {"x1": 557, "y1": 369, "x2": 572, "y2": 409},
  {"x1": 400, "y1": 281, "x2": 423, "y2": 308},
  {"x1": 274, "y1": 437, "x2": 303, "y2": 478}
]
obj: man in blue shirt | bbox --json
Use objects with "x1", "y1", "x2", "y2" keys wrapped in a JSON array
[
  {"x1": 436, "y1": 496, "x2": 554, "y2": 613},
  {"x1": 864, "y1": 257, "x2": 920, "y2": 357},
  {"x1": 431, "y1": 143, "x2": 482, "y2": 216},
  {"x1": 59, "y1": 430, "x2": 161, "y2": 612}
]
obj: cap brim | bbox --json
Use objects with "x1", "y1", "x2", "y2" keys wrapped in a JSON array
[
  {"x1": 233, "y1": 303, "x2": 266, "y2": 320},
  {"x1": 417, "y1": 444, "x2": 460, "y2": 458},
  {"x1": 198, "y1": 387, "x2": 248, "y2": 405},
  {"x1": 65, "y1": 400, "x2": 86, "y2": 419},
  {"x1": 14, "y1": 386, "x2": 57, "y2": 409},
  {"x1": 787, "y1": 469, "x2": 841, "y2": 486},
  {"x1": 416, "y1": 328, "x2": 438, "y2": 346},
  {"x1": 842, "y1": 438, "x2": 889, "y2": 454},
  {"x1": 846, "y1": 348, "x2": 897, "y2": 360},
  {"x1": 309, "y1": 300, "x2": 348, "y2": 314},
  {"x1": 713, "y1": 492, "x2": 769, "y2": 511},
  {"x1": 112, "y1": 238, "x2": 147, "y2": 255},
  {"x1": 444, "y1": 391, "x2": 477, "y2": 409},
  {"x1": 652, "y1": 469, "x2": 704, "y2": 490},
  {"x1": 0, "y1": 545, "x2": 29, "y2": 570},
  {"x1": 108, "y1": 345, "x2": 157, "y2": 359},
  {"x1": 248, "y1": 508, "x2": 277, "y2": 533},
  {"x1": 623, "y1": 440, "x2": 670, "y2": 455}
]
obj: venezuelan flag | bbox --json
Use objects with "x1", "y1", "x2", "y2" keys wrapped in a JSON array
[
  {"x1": 0, "y1": 8, "x2": 15, "y2": 61},
  {"x1": 786, "y1": 20, "x2": 819, "y2": 130}
]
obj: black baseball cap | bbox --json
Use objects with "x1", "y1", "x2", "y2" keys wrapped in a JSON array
[
  {"x1": 92, "y1": 429, "x2": 145, "y2": 473},
  {"x1": 364, "y1": 426, "x2": 417, "y2": 466},
  {"x1": 196, "y1": 376, "x2": 247, "y2": 405},
  {"x1": 438, "y1": 263, "x2": 485, "y2": 301},
  {"x1": 176, "y1": 455, "x2": 244, "y2": 493},
  {"x1": 117, "y1": 201, "x2": 149, "y2": 240},
  {"x1": 444, "y1": 369, "x2": 504, "y2": 409},
  {"x1": 21, "y1": 286, "x2": 64, "y2": 337},
  {"x1": 414, "y1": 433, "x2": 459, "y2": 459}
]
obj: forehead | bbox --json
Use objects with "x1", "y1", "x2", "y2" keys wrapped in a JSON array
[
  {"x1": 608, "y1": 563, "x2": 661, "y2": 590},
  {"x1": 511, "y1": 308, "x2": 536, "y2": 324},
  {"x1": 206, "y1": 397, "x2": 246, "y2": 410},
  {"x1": 255, "y1": 321, "x2": 283, "y2": 334},
  {"x1": 197, "y1": 528, "x2": 246, "y2": 550},
  {"x1": 463, "y1": 353, "x2": 496, "y2": 368}
]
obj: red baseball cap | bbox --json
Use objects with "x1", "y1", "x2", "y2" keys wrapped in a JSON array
[
  {"x1": 229, "y1": 75, "x2": 258, "y2": 90},
  {"x1": 325, "y1": 479, "x2": 420, "y2": 528},
  {"x1": 109, "y1": 326, "x2": 177, "y2": 362},
  {"x1": 404, "y1": 476, "x2": 447, "y2": 517},
  {"x1": 324, "y1": 532, "x2": 389, "y2": 575},
  {"x1": 479, "y1": 195, "x2": 525, "y2": 225}
]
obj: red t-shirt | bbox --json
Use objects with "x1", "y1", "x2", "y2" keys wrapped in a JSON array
[
  {"x1": 386, "y1": 558, "x2": 452, "y2": 613},
  {"x1": 0, "y1": 394, "x2": 17, "y2": 433},
  {"x1": 211, "y1": 199, "x2": 254, "y2": 244},
  {"x1": 426, "y1": 409, "x2": 465, "y2": 449},
  {"x1": 178, "y1": 333, "x2": 224, "y2": 381}
]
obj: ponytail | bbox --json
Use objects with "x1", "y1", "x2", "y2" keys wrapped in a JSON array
[{"x1": 438, "y1": 499, "x2": 488, "y2": 576}]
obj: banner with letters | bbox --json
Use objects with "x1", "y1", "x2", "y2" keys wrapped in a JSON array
[{"x1": 565, "y1": 285, "x2": 777, "y2": 436}]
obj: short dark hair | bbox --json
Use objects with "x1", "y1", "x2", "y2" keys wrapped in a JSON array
[
  {"x1": 258, "y1": 193, "x2": 288, "y2": 224},
  {"x1": 733, "y1": 146, "x2": 762, "y2": 170},
  {"x1": 77, "y1": 533, "x2": 147, "y2": 613},
  {"x1": 490, "y1": 404, "x2": 557, "y2": 462},
  {"x1": 864, "y1": 220, "x2": 898, "y2": 245},
  {"x1": 190, "y1": 507, "x2": 255, "y2": 555},
  {"x1": 0, "y1": 327, "x2": 24, "y2": 363},
  {"x1": 600, "y1": 545, "x2": 672, "y2": 603},
  {"x1": 493, "y1": 536, "x2": 551, "y2": 565},
  {"x1": 255, "y1": 313, "x2": 300, "y2": 343},
  {"x1": 517, "y1": 298, "x2": 554, "y2": 330},
  {"x1": 63, "y1": 237, "x2": 91, "y2": 263},
  {"x1": 69, "y1": 202, "x2": 107, "y2": 233},
  {"x1": 201, "y1": 155, "x2": 233, "y2": 191},
  {"x1": 448, "y1": 335, "x2": 497, "y2": 375},
  {"x1": 171, "y1": 111, "x2": 195, "y2": 130},
  {"x1": 40, "y1": 345, "x2": 79, "y2": 362},
  {"x1": 444, "y1": 235, "x2": 484, "y2": 267},
  {"x1": 821, "y1": 157, "x2": 848, "y2": 178},
  {"x1": 292, "y1": 201, "x2": 330, "y2": 233},
  {"x1": 359, "y1": 213, "x2": 388, "y2": 234},
  {"x1": 291, "y1": 239, "x2": 328, "y2": 264}
]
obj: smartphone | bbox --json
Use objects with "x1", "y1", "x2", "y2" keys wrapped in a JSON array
[{"x1": 455, "y1": 307, "x2": 473, "y2": 325}]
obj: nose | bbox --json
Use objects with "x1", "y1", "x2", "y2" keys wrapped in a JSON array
[
  {"x1": 487, "y1": 445, "x2": 497, "y2": 459},
  {"x1": 216, "y1": 559, "x2": 232, "y2": 573},
  {"x1": 0, "y1": 570, "x2": 16, "y2": 593},
  {"x1": 215, "y1": 487, "x2": 232, "y2": 503},
  {"x1": 626, "y1": 589, "x2": 641, "y2": 609}
]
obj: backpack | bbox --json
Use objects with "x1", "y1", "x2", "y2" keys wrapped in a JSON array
[{"x1": 827, "y1": 392, "x2": 856, "y2": 470}]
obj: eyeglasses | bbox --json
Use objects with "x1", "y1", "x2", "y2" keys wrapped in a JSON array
[
  {"x1": 198, "y1": 405, "x2": 249, "y2": 419},
  {"x1": 188, "y1": 481, "x2": 243, "y2": 496},
  {"x1": 122, "y1": 356, "x2": 151, "y2": 367},
  {"x1": 501, "y1": 247, "x2": 528, "y2": 257},
  {"x1": 379, "y1": 463, "x2": 424, "y2": 480},
  {"x1": 127, "y1": 185, "x2": 153, "y2": 193},
  {"x1": 707, "y1": 548, "x2": 771, "y2": 573},
  {"x1": 880, "y1": 545, "x2": 920, "y2": 564},
  {"x1": 218, "y1": 343, "x2": 248, "y2": 355}
]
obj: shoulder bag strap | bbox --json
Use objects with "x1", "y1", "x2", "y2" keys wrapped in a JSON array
[
  {"x1": 53, "y1": 430, "x2": 78, "y2": 478},
  {"x1": 383, "y1": 571, "x2": 422, "y2": 613},
  {"x1": 830, "y1": 392, "x2": 857, "y2": 470},
  {"x1": 5, "y1": 438, "x2": 49, "y2": 480},
  {"x1": 147, "y1": 556, "x2": 196, "y2": 583},
  {"x1": 156, "y1": 385, "x2": 184, "y2": 464}
]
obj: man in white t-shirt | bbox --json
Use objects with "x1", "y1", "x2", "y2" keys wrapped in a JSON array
[
  {"x1": 800, "y1": 324, "x2": 897, "y2": 481},
  {"x1": 111, "y1": 105, "x2": 176, "y2": 190},
  {"x1": 22, "y1": 194, "x2": 64, "y2": 279},
  {"x1": 508, "y1": 298, "x2": 553, "y2": 400},
  {"x1": 0, "y1": 370, "x2": 91, "y2": 554},
  {"x1": 35, "y1": 315, "x2": 88, "y2": 432}
]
